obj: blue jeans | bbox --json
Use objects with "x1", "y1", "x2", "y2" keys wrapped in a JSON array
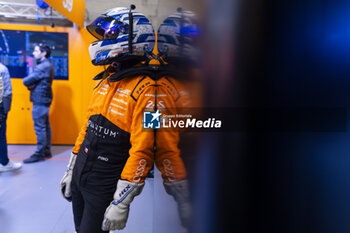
[
  {"x1": 0, "y1": 104, "x2": 9, "y2": 165},
  {"x1": 32, "y1": 104, "x2": 51, "y2": 156}
]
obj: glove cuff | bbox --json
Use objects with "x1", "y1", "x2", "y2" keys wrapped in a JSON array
[
  {"x1": 113, "y1": 179, "x2": 145, "y2": 206},
  {"x1": 67, "y1": 152, "x2": 77, "y2": 171},
  {"x1": 163, "y1": 179, "x2": 190, "y2": 204}
]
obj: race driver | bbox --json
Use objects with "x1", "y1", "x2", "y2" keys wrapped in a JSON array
[{"x1": 60, "y1": 6, "x2": 190, "y2": 233}]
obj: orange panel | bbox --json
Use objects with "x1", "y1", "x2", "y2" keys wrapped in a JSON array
[{"x1": 44, "y1": 0, "x2": 86, "y2": 28}]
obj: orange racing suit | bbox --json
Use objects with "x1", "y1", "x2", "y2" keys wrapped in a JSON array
[
  {"x1": 70, "y1": 69, "x2": 190, "y2": 233},
  {"x1": 72, "y1": 72, "x2": 187, "y2": 184}
]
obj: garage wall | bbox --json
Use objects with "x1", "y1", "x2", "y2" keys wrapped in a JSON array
[{"x1": 0, "y1": 23, "x2": 103, "y2": 144}]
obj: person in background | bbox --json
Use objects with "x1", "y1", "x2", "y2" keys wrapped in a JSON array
[
  {"x1": 0, "y1": 62, "x2": 22, "y2": 172},
  {"x1": 23, "y1": 44, "x2": 54, "y2": 163}
]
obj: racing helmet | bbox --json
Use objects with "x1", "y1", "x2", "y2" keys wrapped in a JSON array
[
  {"x1": 87, "y1": 7, "x2": 155, "y2": 66},
  {"x1": 157, "y1": 10, "x2": 200, "y2": 66}
]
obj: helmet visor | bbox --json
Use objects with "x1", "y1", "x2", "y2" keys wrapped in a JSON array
[{"x1": 87, "y1": 15, "x2": 128, "y2": 40}]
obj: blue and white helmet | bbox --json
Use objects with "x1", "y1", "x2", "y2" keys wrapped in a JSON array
[
  {"x1": 87, "y1": 7, "x2": 155, "y2": 65},
  {"x1": 157, "y1": 10, "x2": 200, "y2": 66}
]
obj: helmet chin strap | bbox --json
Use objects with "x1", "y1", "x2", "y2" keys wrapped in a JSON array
[{"x1": 128, "y1": 4, "x2": 136, "y2": 55}]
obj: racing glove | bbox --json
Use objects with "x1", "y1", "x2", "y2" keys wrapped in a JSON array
[
  {"x1": 101, "y1": 179, "x2": 145, "y2": 231},
  {"x1": 164, "y1": 179, "x2": 192, "y2": 228},
  {"x1": 60, "y1": 152, "x2": 77, "y2": 202}
]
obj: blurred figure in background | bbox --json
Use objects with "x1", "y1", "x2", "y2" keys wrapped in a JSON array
[
  {"x1": 23, "y1": 44, "x2": 54, "y2": 163},
  {"x1": 156, "y1": 9, "x2": 203, "y2": 231},
  {"x1": 0, "y1": 62, "x2": 22, "y2": 172}
]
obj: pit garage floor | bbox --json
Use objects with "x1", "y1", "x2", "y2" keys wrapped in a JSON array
[{"x1": 0, "y1": 145, "x2": 184, "y2": 233}]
